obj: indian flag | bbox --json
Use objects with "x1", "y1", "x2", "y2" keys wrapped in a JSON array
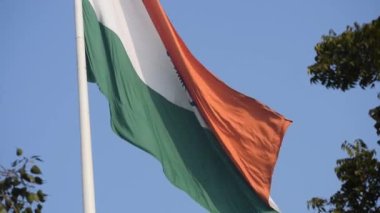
[{"x1": 83, "y1": 0, "x2": 291, "y2": 212}]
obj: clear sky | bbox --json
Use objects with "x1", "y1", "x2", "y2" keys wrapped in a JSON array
[{"x1": 1, "y1": 0, "x2": 379, "y2": 212}]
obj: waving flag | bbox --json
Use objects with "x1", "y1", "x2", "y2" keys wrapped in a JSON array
[{"x1": 83, "y1": 0, "x2": 291, "y2": 212}]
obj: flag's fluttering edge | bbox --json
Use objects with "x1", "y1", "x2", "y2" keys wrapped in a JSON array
[{"x1": 83, "y1": 0, "x2": 291, "y2": 212}]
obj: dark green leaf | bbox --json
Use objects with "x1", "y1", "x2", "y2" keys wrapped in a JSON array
[
  {"x1": 26, "y1": 193, "x2": 37, "y2": 204},
  {"x1": 11, "y1": 187, "x2": 21, "y2": 199},
  {"x1": 37, "y1": 190, "x2": 46, "y2": 202},
  {"x1": 16, "y1": 148, "x2": 23, "y2": 156},
  {"x1": 30, "y1": 166, "x2": 41, "y2": 175},
  {"x1": 21, "y1": 173, "x2": 30, "y2": 182},
  {"x1": 34, "y1": 177, "x2": 43, "y2": 185},
  {"x1": 25, "y1": 207, "x2": 33, "y2": 213}
]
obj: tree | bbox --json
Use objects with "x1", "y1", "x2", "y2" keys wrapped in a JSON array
[
  {"x1": 308, "y1": 16, "x2": 380, "y2": 134},
  {"x1": 307, "y1": 140, "x2": 380, "y2": 213},
  {"x1": 0, "y1": 148, "x2": 46, "y2": 213},
  {"x1": 308, "y1": 17, "x2": 380, "y2": 91},
  {"x1": 307, "y1": 17, "x2": 380, "y2": 212}
]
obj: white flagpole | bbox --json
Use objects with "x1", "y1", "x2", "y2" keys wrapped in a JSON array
[{"x1": 74, "y1": 0, "x2": 96, "y2": 212}]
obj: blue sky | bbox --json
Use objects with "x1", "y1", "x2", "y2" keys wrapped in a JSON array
[{"x1": 1, "y1": 0, "x2": 379, "y2": 212}]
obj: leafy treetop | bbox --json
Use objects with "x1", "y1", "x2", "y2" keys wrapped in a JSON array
[
  {"x1": 0, "y1": 148, "x2": 46, "y2": 213},
  {"x1": 308, "y1": 17, "x2": 380, "y2": 91}
]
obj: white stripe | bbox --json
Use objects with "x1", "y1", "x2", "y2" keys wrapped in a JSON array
[
  {"x1": 88, "y1": 0, "x2": 191, "y2": 110},
  {"x1": 269, "y1": 196, "x2": 281, "y2": 212},
  {"x1": 88, "y1": 0, "x2": 207, "y2": 128}
]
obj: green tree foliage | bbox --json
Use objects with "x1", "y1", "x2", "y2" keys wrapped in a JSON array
[
  {"x1": 0, "y1": 148, "x2": 46, "y2": 213},
  {"x1": 308, "y1": 17, "x2": 380, "y2": 91},
  {"x1": 307, "y1": 17, "x2": 380, "y2": 212},
  {"x1": 307, "y1": 140, "x2": 380, "y2": 213},
  {"x1": 308, "y1": 16, "x2": 380, "y2": 134}
]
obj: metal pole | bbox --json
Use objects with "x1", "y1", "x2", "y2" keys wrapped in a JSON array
[{"x1": 74, "y1": 0, "x2": 96, "y2": 212}]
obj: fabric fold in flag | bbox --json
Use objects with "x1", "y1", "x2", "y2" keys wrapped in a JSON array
[{"x1": 83, "y1": 0, "x2": 291, "y2": 212}]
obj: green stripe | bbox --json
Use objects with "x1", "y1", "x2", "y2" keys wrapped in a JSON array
[{"x1": 83, "y1": 1, "x2": 277, "y2": 212}]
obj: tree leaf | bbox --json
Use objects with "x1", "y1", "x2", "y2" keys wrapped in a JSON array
[
  {"x1": 37, "y1": 190, "x2": 46, "y2": 202},
  {"x1": 16, "y1": 148, "x2": 23, "y2": 156},
  {"x1": 34, "y1": 177, "x2": 43, "y2": 185},
  {"x1": 26, "y1": 193, "x2": 37, "y2": 204},
  {"x1": 25, "y1": 207, "x2": 33, "y2": 213},
  {"x1": 11, "y1": 160, "x2": 18, "y2": 167},
  {"x1": 30, "y1": 166, "x2": 42, "y2": 175}
]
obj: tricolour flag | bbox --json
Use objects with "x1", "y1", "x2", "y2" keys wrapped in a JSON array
[{"x1": 83, "y1": 0, "x2": 291, "y2": 212}]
